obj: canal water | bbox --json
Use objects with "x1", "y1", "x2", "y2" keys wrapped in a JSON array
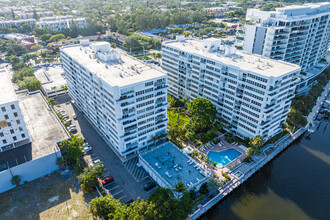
[{"x1": 202, "y1": 119, "x2": 330, "y2": 220}]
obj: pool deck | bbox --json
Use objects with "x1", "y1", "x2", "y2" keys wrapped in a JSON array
[{"x1": 192, "y1": 135, "x2": 247, "y2": 180}]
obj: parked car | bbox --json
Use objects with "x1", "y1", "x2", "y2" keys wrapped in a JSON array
[
  {"x1": 83, "y1": 146, "x2": 92, "y2": 153},
  {"x1": 143, "y1": 182, "x2": 157, "y2": 191},
  {"x1": 93, "y1": 159, "x2": 101, "y2": 164},
  {"x1": 65, "y1": 118, "x2": 72, "y2": 123},
  {"x1": 73, "y1": 114, "x2": 77, "y2": 119},
  {"x1": 102, "y1": 176, "x2": 114, "y2": 185},
  {"x1": 84, "y1": 143, "x2": 91, "y2": 147},
  {"x1": 63, "y1": 115, "x2": 69, "y2": 119},
  {"x1": 69, "y1": 128, "x2": 77, "y2": 133}
]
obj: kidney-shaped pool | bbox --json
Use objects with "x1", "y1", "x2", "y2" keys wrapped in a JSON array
[{"x1": 207, "y1": 148, "x2": 242, "y2": 168}]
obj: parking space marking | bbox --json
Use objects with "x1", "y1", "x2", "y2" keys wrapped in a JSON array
[
  {"x1": 108, "y1": 185, "x2": 119, "y2": 191},
  {"x1": 117, "y1": 195, "x2": 127, "y2": 200},
  {"x1": 112, "y1": 190, "x2": 123, "y2": 196}
]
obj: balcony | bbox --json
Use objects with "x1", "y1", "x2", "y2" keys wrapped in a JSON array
[
  {"x1": 117, "y1": 94, "x2": 134, "y2": 102},
  {"x1": 121, "y1": 101, "x2": 135, "y2": 107},
  {"x1": 155, "y1": 85, "x2": 169, "y2": 91}
]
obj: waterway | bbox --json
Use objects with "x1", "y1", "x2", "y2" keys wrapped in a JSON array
[{"x1": 202, "y1": 119, "x2": 330, "y2": 220}]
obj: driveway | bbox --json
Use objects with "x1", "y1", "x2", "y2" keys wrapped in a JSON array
[{"x1": 55, "y1": 95, "x2": 152, "y2": 202}]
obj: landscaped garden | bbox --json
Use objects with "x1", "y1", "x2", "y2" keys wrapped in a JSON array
[{"x1": 167, "y1": 95, "x2": 221, "y2": 148}]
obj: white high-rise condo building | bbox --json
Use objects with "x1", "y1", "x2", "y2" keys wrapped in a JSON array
[
  {"x1": 162, "y1": 37, "x2": 301, "y2": 140},
  {"x1": 60, "y1": 41, "x2": 169, "y2": 158},
  {"x1": 0, "y1": 68, "x2": 30, "y2": 152},
  {"x1": 243, "y1": 3, "x2": 330, "y2": 94}
]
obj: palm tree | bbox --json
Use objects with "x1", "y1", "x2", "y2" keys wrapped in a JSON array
[
  {"x1": 249, "y1": 135, "x2": 264, "y2": 154},
  {"x1": 200, "y1": 154, "x2": 205, "y2": 161},
  {"x1": 212, "y1": 161, "x2": 218, "y2": 168},
  {"x1": 173, "y1": 181, "x2": 187, "y2": 199},
  {"x1": 205, "y1": 157, "x2": 212, "y2": 164}
]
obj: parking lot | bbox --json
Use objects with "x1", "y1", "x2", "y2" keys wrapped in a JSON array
[{"x1": 54, "y1": 95, "x2": 157, "y2": 203}]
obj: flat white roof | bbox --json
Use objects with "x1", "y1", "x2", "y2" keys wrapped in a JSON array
[
  {"x1": 34, "y1": 65, "x2": 67, "y2": 91},
  {"x1": 0, "y1": 68, "x2": 17, "y2": 104},
  {"x1": 61, "y1": 43, "x2": 166, "y2": 87},
  {"x1": 164, "y1": 38, "x2": 301, "y2": 77}
]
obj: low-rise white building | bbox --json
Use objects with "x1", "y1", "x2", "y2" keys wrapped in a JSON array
[
  {"x1": 0, "y1": 68, "x2": 30, "y2": 152},
  {"x1": 61, "y1": 41, "x2": 169, "y2": 158},
  {"x1": 34, "y1": 64, "x2": 68, "y2": 98},
  {"x1": 162, "y1": 37, "x2": 301, "y2": 140},
  {"x1": 0, "y1": 18, "x2": 36, "y2": 30},
  {"x1": 38, "y1": 16, "x2": 87, "y2": 31}
]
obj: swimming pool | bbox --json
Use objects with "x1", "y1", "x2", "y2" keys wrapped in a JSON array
[{"x1": 207, "y1": 148, "x2": 242, "y2": 168}]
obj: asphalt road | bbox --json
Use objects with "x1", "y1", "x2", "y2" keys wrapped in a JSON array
[{"x1": 55, "y1": 95, "x2": 153, "y2": 203}]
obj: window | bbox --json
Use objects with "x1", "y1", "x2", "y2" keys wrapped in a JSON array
[
  {"x1": 10, "y1": 129, "x2": 14, "y2": 134},
  {"x1": 0, "y1": 132, "x2": 3, "y2": 137},
  {"x1": 16, "y1": 119, "x2": 20, "y2": 124},
  {"x1": 7, "y1": 122, "x2": 11, "y2": 127},
  {"x1": 13, "y1": 136, "x2": 17, "y2": 141},
  {"x1": 11, "y1": 104, "x2": 15, "y2": 110},
  {"x1": 2, "y1": 139, "x2": 7, "y2": 144},
  {"x1": 13, "y1": 112, "x2": 18, "y2": 117},
  {"x1": 1, "y1": 107, "x2": 5, "y2": 112},
  {"x1": 21, "y1": 133, "x2": 25, "y2": 138},
  {"x1": 4, "y1": 114, "x2": 9, "y2": 119},
  {"x1": 19, "y1": 127, "x2": 23, "y2": 131}
]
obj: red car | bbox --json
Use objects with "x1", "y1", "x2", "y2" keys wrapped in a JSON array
[{"x1": 102, "y1": 176, "x2": 114, "y2": 185}]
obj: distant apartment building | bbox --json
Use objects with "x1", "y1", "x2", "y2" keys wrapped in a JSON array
[
  {"x1": 162, "y1": 37, "x2": 301, "y2": 140},
  {"x1": 60, "y1": 41, "x2": 169, "y2": 158},
  {"x1": 15, "y1": 11, "x2": 53, "y2": 19},
  {"x1": 0, "y1": 18, "x2": 36, "y2": 30},
  {"x1": 0, "y1": 69, "x2": 30, "y2": 152},
  {"x1": 243, "y1": 3, "x2": 330, "y2": 94},
  {"x1": 38, "y1": 16, "x2": 87, "y2": 31}
]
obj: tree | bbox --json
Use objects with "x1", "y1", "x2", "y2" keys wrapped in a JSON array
[
  {"x1": 199, "y1": 182, "x2": 209, "y2": 195},
  {"x1": 40, "y1": 34, "x2": 52, "y2": 43},
  {"x1": 17, "y1": 76, "x2": 41, "y2": 91},
  {"x1": 188, "y1": 98, "x2": 217, "y2": 132},
  {"x1": 246, "y1": 147, "x2": 254, "y2": 156},
  {"x1": 249, "y1": 135, "x2": 264, "y2": 149},
  {"x1": 123, "y1": 36, "x2": 142, "y2": 53},
  {"x1": 49, "y1": 34, "x2": 65, "y2": 43},
  {"x1": 212, "y1": 161, "x2": 218, "y2": 168},
  {"x1": 110, "y1": 43, "x2": 117, "y2": 48},
  {"x1": 21, "y1": 24, "x2": 32, "y2": 33},
  {"x1": 89, "y1": 195, "x2": 156, "y2": 220},
  {"x1": 149, "y1": 187, "x2": 194, "y2": 220},
  {"x1": 12, "y1": 67, "x2": 35, "y2": 82},
  {"x1": 174, "y1": 181, "x2": 187, "y2": 198},
  {"x1": 59, "y1": 135, "x2": 85, "y2": 168},
  {"x1": 11, "y1": 175, "x2": 21, "y2": 187},
  {"x1": 33, "y1": 10, "x2": 38, "y2": 20},
  {"x1": 89, "y1": 195, "x2": 122, "y2": 219},
  {"x1": 78, "y1": 163, "x2": 105, "y2": 191}
]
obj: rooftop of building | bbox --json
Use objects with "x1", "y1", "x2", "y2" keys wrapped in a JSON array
[
  {"x1": 61, "y1": 41, "x2": 167, "y2": 87},
  {"x1": 2, "y1": 33, "x2": 33, "y2": 40},
  {"x1": 34, "y1": 64, "x2": 67, "y2": 91},
  {"x1": 140, "y1": 142, "x2": 209, "y2": 189},
  {"x1": 0, "y1": 68, "x2": 17, "y2": 104},
  {"x1": 247, "y1": 2, "x2": 330, "y2": 21},
  {"x1": 163, "y1": 38, "x2": 301, "y2": 77},
  {"x1": 17, "y1": 91, "x2": 69, "y2": 160}
]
